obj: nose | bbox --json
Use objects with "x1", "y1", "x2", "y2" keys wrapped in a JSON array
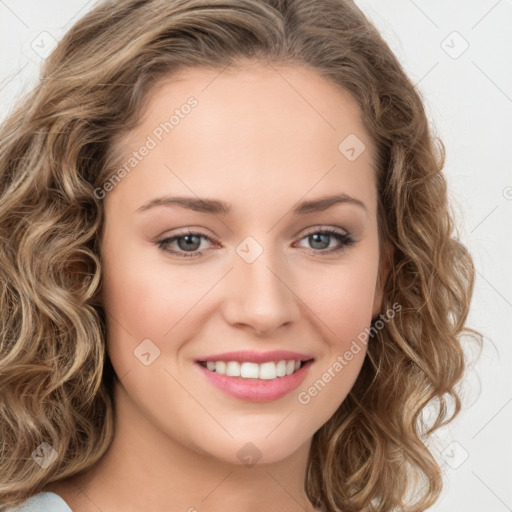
[{"x1": 221, "y1": 246, "x2": 300, "y2": 337}]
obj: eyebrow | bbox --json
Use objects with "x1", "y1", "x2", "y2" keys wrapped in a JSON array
[{"x1": 136, "y1": 193, "x2": 367, "y2": 215}]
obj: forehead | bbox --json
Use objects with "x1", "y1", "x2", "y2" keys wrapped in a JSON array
[
  {"x1": 126, "y1": 60, "x2": 373, "y2": 158},
  {"x1": 147, "y1": 62, "x2": 367, "y2": 131},
  {"x1": 107, "y1": 62, "x2": 377, "y2": 218}
]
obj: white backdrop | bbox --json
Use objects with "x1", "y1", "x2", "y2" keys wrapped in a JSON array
[{"x1": 1, "y1": 1, "x2": 511, "y2": 510}]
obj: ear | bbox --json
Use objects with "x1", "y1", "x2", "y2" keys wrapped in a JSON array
[{"x1": 371, "y1": 240, "x2": 393, "y2": 317}]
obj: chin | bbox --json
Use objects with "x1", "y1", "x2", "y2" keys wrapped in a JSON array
[{"x1": 191, "y1": 429, "x2": 311, "y2": 468}]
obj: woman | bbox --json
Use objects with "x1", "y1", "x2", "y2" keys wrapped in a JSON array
[{"x1": 0, "y1": 0, "x2": 480, "y2": 510}]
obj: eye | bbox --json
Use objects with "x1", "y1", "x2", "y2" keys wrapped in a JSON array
[
  {"x1": 156, "y1": 227, "x2": 355, "y2": 259},
  {"x1": 295, "y1": 228, "x2": 355, "y2": 254},
  {"x1": 156, "y1": 230, "x2": 215, "y2": 258}
]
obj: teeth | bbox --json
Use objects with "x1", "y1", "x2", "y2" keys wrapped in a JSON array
[
  {"x1": 240, "y1": 362, "x2": 259, "y2": 378},
  {"x1": 226, "y1": 361, "x2": 240, "y2": 376},
  {"x1": 276, "y1": 360, "x2": 287, "y2": 377},
  {"x1": 259, "y1": 362, "x2": 277, "y2": 380},
  {"x1": 202, "y1": 359, "x2": 305, "y2": 380},
  {"x1": 215, "y1": 361, "x2": 226, "y2": 375}
]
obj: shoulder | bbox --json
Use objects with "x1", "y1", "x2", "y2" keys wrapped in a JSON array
[{"x1": 3, "y1": 492, "x2": 72, "y2": 512}]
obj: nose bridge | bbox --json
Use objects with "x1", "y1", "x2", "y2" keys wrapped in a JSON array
[{"x1": 223, "y1": 238, "x2": 300, "y2": 335}]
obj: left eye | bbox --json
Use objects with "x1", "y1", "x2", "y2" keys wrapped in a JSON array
[
  {"x1": 156, "y1": 228, "x2": 354, "y2": 258},
  {"x1": 295, "y1": 229, "x2": 354, "y2": 253}
]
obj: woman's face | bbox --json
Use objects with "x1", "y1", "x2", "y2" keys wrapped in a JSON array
[{"x1": 99, "y1": 62, "x2": 387, "y2": 465}]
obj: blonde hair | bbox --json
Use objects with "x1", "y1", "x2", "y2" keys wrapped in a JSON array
[{"x1": 0, "y1": 0, "x2": 481, "y2": 510}]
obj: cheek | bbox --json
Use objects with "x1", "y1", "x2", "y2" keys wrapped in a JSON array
[
  {"x1": 311, "y1": 250, "x2": 380, "y2": 348},
  {"x1": 101, "y1": 230, "x2": 195, "y2": 328},
  {"x1": 99, "y1": 239, "x2": 216, "y2": 371},
  {"x1": 294, "y1": 260, "x2": 377, "y2": 428}
]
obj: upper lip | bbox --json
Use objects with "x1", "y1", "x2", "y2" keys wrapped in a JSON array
[{"x1": 196, "y1": 350, "x2": 314, "y2": 364}]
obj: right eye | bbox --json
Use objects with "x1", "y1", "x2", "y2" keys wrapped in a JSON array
[{"x1": 156, "y1": 230, "x2": 216, "y2": 258}]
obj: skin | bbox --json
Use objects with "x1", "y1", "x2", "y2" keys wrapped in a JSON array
[{"x1": 46, "y1": 60, "x2": 389, "y2": 512}]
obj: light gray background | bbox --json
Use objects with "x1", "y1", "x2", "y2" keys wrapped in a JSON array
[{"x1": 1, "y1": 1, "x2": 511, "y2": 510}]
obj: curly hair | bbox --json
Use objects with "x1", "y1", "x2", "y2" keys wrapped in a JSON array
[{"x1": 0, "y1": 0, "x2": 481, "y2": 510}]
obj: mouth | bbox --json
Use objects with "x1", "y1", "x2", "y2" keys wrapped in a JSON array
[
  {"x1": 194, "y1": 350, "x2": 314, "y2": 402},
  {"x1": 197, "y1": 359, "x2": 312, "y2": 380}
]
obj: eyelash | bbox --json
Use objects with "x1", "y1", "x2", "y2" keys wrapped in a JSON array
[{"x1": 156, "y1": 228, "x2": 355, "y2": 258}]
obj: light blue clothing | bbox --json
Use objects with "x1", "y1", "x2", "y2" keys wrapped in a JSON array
[
  {"x1": 2, "y1": 491, "x2": 328, "y2": 511},
  {"x1": 3, "y1": 492, "x2": 72, "y2": 512}
]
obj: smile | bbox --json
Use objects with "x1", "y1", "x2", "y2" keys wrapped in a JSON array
[
  {"x1": 195, "y1": 350, "x2": 314, "y2": 402},
  {"x1": 198, "y1": 359, "x2": 304, "y2": 380}
]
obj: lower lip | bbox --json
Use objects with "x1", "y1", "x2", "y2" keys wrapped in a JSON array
[{"x1": 196, "y1": 361, "x2": 313, "y2": 402}]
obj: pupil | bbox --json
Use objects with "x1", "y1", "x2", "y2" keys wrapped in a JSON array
[
  {"x1": 310, "y1": 233, "x2": 329, "y2": 249},
  {"x1": 178, "y1": 235, "x2": 200, "y2": 251}
]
